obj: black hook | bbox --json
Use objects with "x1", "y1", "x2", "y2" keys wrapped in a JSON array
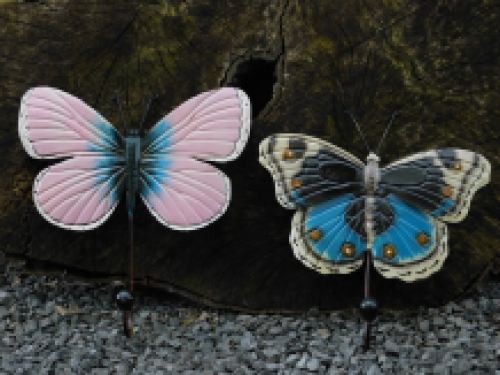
[
  {"x1": 116, "y1": 289, "x2": 134, "y2": 337},
  {"x1": 114, "y1": 210, "x2": 137, "y2": 337},
  {"x1": 360, "y1": 251, "x2": 378, "y2": 351}
]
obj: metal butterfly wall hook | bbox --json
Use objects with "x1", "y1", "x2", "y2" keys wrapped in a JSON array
[
  {"x1": 345, "y1": 110, "x2": 401, "y2": 350},
  {"x1": 259, "y1": 112, "x2": 490, "y2": 351},
  {"x1": 18, "y1": 86, "x2": 252, "y2": 338}
]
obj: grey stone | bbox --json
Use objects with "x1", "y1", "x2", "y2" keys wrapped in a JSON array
[
  {"x1": 296, "y1": 353, "x2": 308, "y2": 369},
  {"x1": 367, "y1": 364, "x2": 383, "y2": 375},
  {"x1": 306, "y1": 357, "x2": 321, "y2": 372},
  {"x1": 0, "y1": 260, "x2": 499, "y2": 374},
  {"x1": 384, "y1": 340, "x2": 400, "y2": 355},
  {"x1": 0, "y1": 291, "x2": 12, "y2": 306},
  {"x1": 419, "y1": 319, "x2": 430, "y2": 331},
  {"x1": 239, "y1": 333, "x2": 257, "y2": 351}
]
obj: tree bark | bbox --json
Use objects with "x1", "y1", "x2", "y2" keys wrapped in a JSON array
[{"x1": 1, "y1": 0, "x2": 499, "y2": 312}]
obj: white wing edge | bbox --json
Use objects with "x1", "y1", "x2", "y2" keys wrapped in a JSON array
[
  {"x1": 372, "y1": 220, "x2": 449, "y2": 282},
  {"x1": 258, "y1": 136, "x2": 296, "y2": 209},
  {"x1": 18, "y1": 88, "x2": 40, "y2": 159},
  {"x1": 206, "y1": 88, "x2": 252, "y2": 162}
]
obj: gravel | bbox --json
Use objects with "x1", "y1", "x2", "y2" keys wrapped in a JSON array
[{"x1": 0, "y1": 260, "x2": 499, "y2": 374}]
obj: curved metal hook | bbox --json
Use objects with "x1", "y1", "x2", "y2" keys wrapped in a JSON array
[
  {"x1": 116, "y1": 288, "x2": 134, "y2": 337},
  {"x1": 360, "y1": 251, "x2": 378, "y2": 351},
  {"x1": 363, "y1": 321, "x2": 371, "y2": 351}
]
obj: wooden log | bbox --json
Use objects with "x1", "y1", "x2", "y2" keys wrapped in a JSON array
[{"x1": 1, "y1": 0, "x2": 499, "y2": 312}]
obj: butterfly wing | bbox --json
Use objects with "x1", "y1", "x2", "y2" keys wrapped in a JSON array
[
  {"x1": 372, "y1": 149, "x2": 491, "y2": 281},
  {"x1": 259, "y1": 134, "x2": 368, "y2": 274},
  {"x1": 18, "y1": 87, "x2": 125, "y2": 230},
  {"x1": 140, "y1": 88, "x2": 251, "y2": 230}
]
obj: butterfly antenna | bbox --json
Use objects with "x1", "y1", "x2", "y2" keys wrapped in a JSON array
[
  {"x1": 112, "y1": 92, "x2": 128, "y2": 131},
  {"x1": 375, "y1": 110, "x2": 400, "y2": 155},
  {"x1": 138, "y1": 94, "x2": 159, "y2": 135},
  {"x1": 345, "y1": 110, "x2": 371, "y2": 153}
]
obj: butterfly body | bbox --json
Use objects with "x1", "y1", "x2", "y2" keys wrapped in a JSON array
[
  {"x1": 363, "y1": 152, "x2": 381, "y2": 249},
  {"x1": 259, "y1": 134, "x2": 490, "y2": 282},
  {"x1": 125, "y1": 129, "x2": 141, "y2": 216}
]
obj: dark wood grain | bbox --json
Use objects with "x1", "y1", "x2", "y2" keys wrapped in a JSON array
[{"x1": 1, "y1": 0, "x2": 499, "y2": 312}]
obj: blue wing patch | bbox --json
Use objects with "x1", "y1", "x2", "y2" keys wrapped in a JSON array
[
  {"x1": 372, "y1": 195, "x2": 435, "y2": 262},
  {"x1": 305, "y1": 194, "x2": 367, "y2": 260},
  {"x1": 141, "y1": 119, "x2": 173, "y2": 154},
  {"x1": 290, "y1": 194, "x2": 366, "y2": 274},
  {"x1": 371, "y1": 195, "x2": 449, "y2": 281}
]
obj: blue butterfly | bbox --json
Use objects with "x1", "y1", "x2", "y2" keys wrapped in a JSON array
[
  {"x1": 259, "y1": 113, "x2": 491, "y2": 350},
  {"x1": 258, "y1": 124, "x2": 490, "y2": 283}
]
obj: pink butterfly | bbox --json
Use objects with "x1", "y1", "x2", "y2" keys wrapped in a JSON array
[
  {"x1": 18, "y1": 86, "x2": 251, "y2": 336},
  {"x1": 18, "y1": 86, "x2": 251, "y2": 231}
]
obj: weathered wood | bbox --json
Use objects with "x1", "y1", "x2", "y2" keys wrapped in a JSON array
[{"x1": 1, "y1": 0, "x2": 499, "y2": 313}]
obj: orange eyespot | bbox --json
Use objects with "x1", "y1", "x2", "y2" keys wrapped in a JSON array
[
  {"x1": 341, "y1": 243, "x2": 356, "y2": 258},
  {"x1": 383, "y1": 244, "x2": 397, "y2": 259},
  {"x1": 442, "y1": 186, "x2": 453, "y2": 197},
  {"x1": 292, "y1": 180, "x2": 302, "y2": 188},
  {"x1": 309, "y1": 229, "x2": 323, "y2": 242},
  {"x1": 416, "y1": 232, "x2": 430, "y2": 246},
  {"x1": 283, "y1": 149, "x2": 295, "y2": 159}
]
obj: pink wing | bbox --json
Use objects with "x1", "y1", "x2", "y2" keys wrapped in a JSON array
[
  {"x1": 140, "y1": 88, "x2": 251, "y2": 230},
  {"x1": 18, "y1": 87, "x2": 125, "y2": 230}
]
